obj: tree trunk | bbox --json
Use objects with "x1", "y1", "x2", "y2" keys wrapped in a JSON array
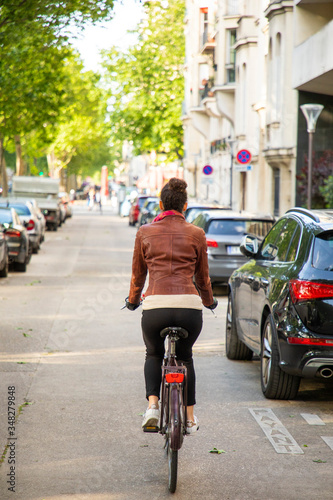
[
  {"x1": 15, "y1": 134, "x2": 25, "y2": 176},
  {"x1": 47, "y1": 150, "x2": 56, "y2": 178},
  {"x1": 0, "y1": 137, "x2": 9, "y2": 197}
]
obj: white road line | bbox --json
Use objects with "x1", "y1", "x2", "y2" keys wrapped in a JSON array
[
  {"x1": 321, "y1": 437, "x2": 333, "y2": 451},
  {"x1": 249, "y1": 408, "x2": 303, "y2": 454},
  {"x1": 301, "y1": 413, "x2": 325, "y2": 425}
]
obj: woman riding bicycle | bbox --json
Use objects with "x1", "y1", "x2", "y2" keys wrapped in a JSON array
[{"x1": 126, "y1": 178, "x2": 217, "y2": 433}]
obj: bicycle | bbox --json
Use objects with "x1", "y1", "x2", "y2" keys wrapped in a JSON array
[
  {"x1": 143, "y1": 325, "x2": 188, "y2": 494},
  {"x1": 123, "y1": 296, "x2": 217, "y2": 492}
]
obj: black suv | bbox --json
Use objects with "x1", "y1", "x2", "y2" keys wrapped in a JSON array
[{"x1": 226, "y1": 208, "x2": 333, "y2": 400}]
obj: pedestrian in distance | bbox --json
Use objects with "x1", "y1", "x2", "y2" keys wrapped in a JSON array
[
  {"x1": 126, "y1": 177, "x2": 218, "y2": 433},
  {"x1": 88, "y1": 187, "x2": 95, "y2": 211},
  {"x1": 94, "y1": 188, "x2": 102, "y2": 213}
]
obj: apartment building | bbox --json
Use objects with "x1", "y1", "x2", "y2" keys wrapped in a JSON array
[{"x1": 182, "y1": 0, "x2": 333, "y2": 215}]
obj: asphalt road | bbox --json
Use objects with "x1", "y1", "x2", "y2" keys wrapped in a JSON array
[{"x1": 0, "y1": 203, "x2": 333, "y2": 500}]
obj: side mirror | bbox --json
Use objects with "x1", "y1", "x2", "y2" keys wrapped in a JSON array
[{"x1": 240, "y1": 235, "x2": 259, "y2": 257}]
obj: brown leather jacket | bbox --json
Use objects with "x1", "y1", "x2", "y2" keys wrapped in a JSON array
[{"x1": 128, "y1": 212, "x2": 214, "y2": 307}]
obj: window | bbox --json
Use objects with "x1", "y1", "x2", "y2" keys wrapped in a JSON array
[
  {"x1": 260, "y1": 219, "x2": 301, "y2": 262},
  {"x1": 207, "y1": 219, "x2": 273, "y2": 236},
  {"x1": 260, "y1": 219, "x2": 285, "y2": 260},
  {"x1": 8, "y1": 204, "x2": 30, "y2": 216},
  {"x1": 312, "y1": 232, "x2": 333, "y2": 271},
  {"x1": 200, "y1": 7, "x2": 209, "y2": 46},
  {"x1": 226, "y1": 29, "x2": 236, "y2": 83},
  {"x1": 286, "y1": 224, "x2": 301, "y2": 262},
  {"x1": 192, "y1": 213, "x2": 206, "y2": 229}
]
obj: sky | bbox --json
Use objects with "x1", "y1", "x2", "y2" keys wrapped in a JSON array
[{"x1": 70, "y1": 0, "x2": 144, "y2": 71}]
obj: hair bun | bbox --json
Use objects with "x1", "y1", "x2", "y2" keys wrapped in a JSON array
[{"x1": 168, "y1": 177, "x2": 187, "y2": 193}]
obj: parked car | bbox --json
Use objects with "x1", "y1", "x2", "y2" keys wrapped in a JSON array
[
  {"x1": 28, "y1": 198, "x2": 46, "y2": 243},
  {"x1": 226, "y1": 207, "x2": 333, "y2": 400},
  {"x1": 191, "y1": 209, "x2": 275, "y2": 284},
  {"x1": 138, "y1": 197, "x2": 159, "y2": 226},
  {"x1": 14, "y1": 197, "x2": 47, "y2": 243},
  {"x1": 0, "y1": 225, "x2": 9, "y2": 277},
  {"x1": 58, "y1": 191, "x2": 72, "y2": 220},
  {"x1": 0, "y1": 199, "x2": 43, "y2": 253},
  {"x1": 185, "y1": 203, "x2": 229, "y2": 223},
  {"x1": 0, "y1": 207, "x2": 30, "y2": 272},
  {"x1": 129, "y1": 195, "x2": 150, "y2": 226}
]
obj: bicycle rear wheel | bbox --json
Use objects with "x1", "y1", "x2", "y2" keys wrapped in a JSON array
[
  {"x1": 168, "y1": 384, "x2": 181, "y2": 493},
  {"x1": 168, "y1": 448, "x2": 178, "y2": 493}
]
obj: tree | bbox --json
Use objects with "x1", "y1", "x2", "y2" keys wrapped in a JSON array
[
  {"x1": 47, "y1": 55, "x2": 112, "y2": 180},
  {"x1": 296, "y1": 150, "x2": 333, "y2": 208},
  {"x1": 0, "y1": 0, "x2": 116, "y2": 193},
  {"x1": 102, "y1": 0, "x2": 185, "y2": 161},
  {"x1": 0, "y1": 1, "x2": 115, "y2": 33}
]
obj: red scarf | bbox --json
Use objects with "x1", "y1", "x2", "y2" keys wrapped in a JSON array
[{"x1": 153, "y1": 210, "x2": 185, "y2": 222}]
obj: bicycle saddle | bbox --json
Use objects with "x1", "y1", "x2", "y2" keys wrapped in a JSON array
[{"x1": 160, "y1": 327, "x2": 189, "y2": 339}]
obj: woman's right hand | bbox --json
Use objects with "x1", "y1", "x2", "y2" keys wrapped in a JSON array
[{"x1": 205, "y1": 298, "x2": 218, "y2": 310}]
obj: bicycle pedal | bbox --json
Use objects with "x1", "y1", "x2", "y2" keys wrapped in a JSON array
[{"x1": 143, "y1": 425, "x2": 159, "y2": 433}]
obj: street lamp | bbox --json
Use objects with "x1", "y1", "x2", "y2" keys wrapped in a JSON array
[
  {"x1": 300, "y1": 103, "x2": 324, "y2": 210},
  {"x1": 226, "y1": 137, "x2": 237, "y2": 209}
]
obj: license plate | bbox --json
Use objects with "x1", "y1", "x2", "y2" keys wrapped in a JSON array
[{"x1": 227, "y1": 245, "x2": 241, "y2": 255}]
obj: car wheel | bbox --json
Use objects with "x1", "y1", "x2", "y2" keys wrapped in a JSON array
[
  {"x1": 261, "y1": 314, "x2": 300, "y2": 400},
  {"x1": 16, "y1": 261, "x2": 27, "y2": 272},
  {"x1": 225, "y1": 294, "x2": 253, "y2": 361},
  {"x1": 0, "y1": 253, "x2": 8, "y2": 277}
]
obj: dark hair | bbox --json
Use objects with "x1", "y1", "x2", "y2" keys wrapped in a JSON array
[{"x1": 160, "y1": 178, "x2": 187, "y2": 213}]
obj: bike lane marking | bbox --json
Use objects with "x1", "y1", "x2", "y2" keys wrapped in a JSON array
[
  {"x1": 321, "y1": 437, "x2": 333, "y2": 450},
  {"x1": 301, "y1": 413, "x2": 325, "y2": 425},
  {"x1": 249, "y1": 408, "x2": 304, "y2": 454}
]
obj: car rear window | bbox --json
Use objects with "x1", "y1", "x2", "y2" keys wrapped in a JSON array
[
  {"x1": 6, "y1": 204, "x2": 30, "y2": 215},
  {"x1": 312, "y1": 232, "x2": 333, "y2": 271},
  {"x1": 138, "y1": 198, "x2": 148, "y2": 208},
  {"x1": 0, "y1": 210, "x2": 13, "y2": 223},
  {"x1": 207, "y1": 219, "x2": 273, "y2": 237}
]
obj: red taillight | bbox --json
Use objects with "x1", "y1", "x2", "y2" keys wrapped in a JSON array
[
  {"x1": 290, "y1": 280, "x2": 333, "y2": 302},
  {"x1": 165, "y1": 373, "x2": 184, "y2": 384},
  {"x1": 207, "y1": 239, "x2": 218, "y2": 248},
  {"x1": 27, "y1": 219, "x2": 35, "y2": 230},
  {"x1": 288, "y1": 337, "x2": 333, "y2": 346},
  {"x1": 6, "y1": 229, "x2": 21, "y2": 238}
]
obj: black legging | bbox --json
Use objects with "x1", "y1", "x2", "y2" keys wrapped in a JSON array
[{"x1": 141, "y1": 308, "x2": 203, "y2": 406}]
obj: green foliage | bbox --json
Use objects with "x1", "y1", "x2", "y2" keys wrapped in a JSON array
[
  {"x1": 0, "y1": 0, "x2": 117, "y2": 181},
  {"x1": 102, "y1": 0, "x2": 185, "y2": 161},
  {"x1": 0, "y1": 1, "x2": 115, "y2": 33},
  {"x1": 49, "y1": 55, "x2": 112, "y2": 177},
  {"x1": 320, "y1": 174, "x2": 333, "y2": 208},
  {"x1": 296, "y1": 150, "x2": 333, "y2": 208}
]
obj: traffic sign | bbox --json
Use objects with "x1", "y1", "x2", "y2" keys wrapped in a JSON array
[
  {"x1": 203, "y1": 165, "x2": 213, "y2": 175},
  {"x1": 234, "y1": 163, "x2": 252, "y2": 172},
  {"x1": 236, "y1": 149, "x2": 251, "y2": 165}
]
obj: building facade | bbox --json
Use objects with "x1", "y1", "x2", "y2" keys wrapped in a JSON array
[{"x1": 182, "y1": 0, "x2": 333, "y2": 215}]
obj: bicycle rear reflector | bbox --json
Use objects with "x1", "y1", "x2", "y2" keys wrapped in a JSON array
[{"x1": 165, "y1": 373, "x2": 184, "y2": 383}]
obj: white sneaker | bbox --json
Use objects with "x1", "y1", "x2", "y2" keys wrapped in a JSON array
[
  {"x1": 142, "y1": 404, "x2": 160, "y2": 429},
  {"x1": 186, "y1": 416, "x2": 199, "y2": 435}
]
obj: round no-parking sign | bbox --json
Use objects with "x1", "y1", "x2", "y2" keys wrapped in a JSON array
[
  {"x1": 236, "y1": 149, "x2": 252, "y2": 165},
  {"x1": 203, "y1": 165, "x2": 213, "y2": 175}
]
